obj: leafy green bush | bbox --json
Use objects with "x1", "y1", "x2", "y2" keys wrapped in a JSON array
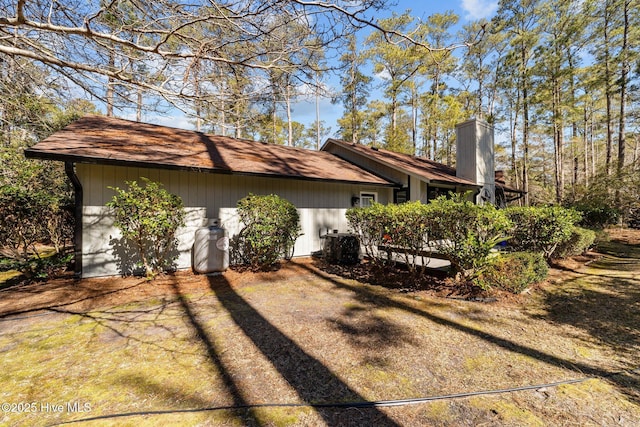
[
  {"x1": 0, "y1": 186, "x2": 73, "y2": 277},
  {"x1": 477, "y1": 251, "x2": 548, "y2": 293},
  {"x1": 107, "y1": 178, "x2": 185, "y2": 279},
  {"x1": 427, "y1": 194, "x2": 512, "y2": 282},
  {"x1": 347, "y1": 201, "x2": 434, "y2": 273},
  {"x1": 0, "y1": 186, "x2": 53, "y2": 262},
  {"x1": 346, "y1": 202, "x2": 388, "y2": 264},
  {"x1": 505, "y1": 206, "x2": 580, "y2": 260},
  {"x1": 347, "y1": 195, "x2": 512, "y2": 282},
  {"x1": 1, "y1": 251, "x2": 74, "y2": 280},
  {"x1": 627, "y1": 202, "x2": 640, "y2": 229},
  {"x1": 551, "y1": 226, "x2": 596, "y2": 259},
  {"x1": 573, "y1": 204, "x2": 620, "y2": 229},
  {"x1": 231, "y1": 194, "x2": 302, "y2": 270},
  {"x1": 382, "y1": 202, "x2": 434, "y2": 273},
  {"x1": 45, "y1": 200, "x2": 74, "y2": 254},
  {"x1": 476, "y1": 252, "x2": 549, "y2": 294},
  {"x1": 571, "y1": 165, "x2": 639, "y2": 229}
]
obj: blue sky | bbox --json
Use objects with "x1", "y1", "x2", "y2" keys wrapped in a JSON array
[
  {"x1": 282, "y1": 0, "x2": 500, "y2": 139},
  {"x1": 147, "y1": 0, "x2": 499, "y2": 135},
  {"x1": 392, "y1": 0, "x2": 498, "y2": 22}
]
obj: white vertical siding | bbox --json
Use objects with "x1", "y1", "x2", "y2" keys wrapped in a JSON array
[
  {"x1": 76, "y1": 163, "x2": 392, "y2": 277},
  {"x1": 409, "y1": 175, "x2": 422, "y2": 202}
]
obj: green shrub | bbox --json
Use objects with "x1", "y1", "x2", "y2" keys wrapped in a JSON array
[
  {"x1": 478, "y1": 251, "x2": 548, "y2": 293},
  {"x1": 232, "y1": 194, "x2": 302, "y2": 270},
  {"x1": 347, "y1": 201, "x2": 434, "y2": 273},
  {"x1": 505, "y1": 206, "x2": 580, "y2": 260},
  {"x1": 107, "y1": 178, "x2": 185, "y2": 279},
  {"x1": 0, "y1": 186, "x2": 53, "y2": 262},
  {"x1": 347, "y1": 195, "x2": 512, "y2": 282},
  {"x1": 0, "y1": 185, "x2": 74, "y2": 277},
  {"x1": 1, "y1": 251, "x2": 74, "y2": 280},
  {"x1": 573, "y1": 204, "x2": 620, "y2": 229},
  {"x1": 627, "y1": 202, "x2": 640, "y2": 229},
  {"x1": 346, "y1": 202, "x2": 388, "y2": 265},
  {"x1": 427, "y1": 194, "x2": 512, "y2": 282},
  {"x1": 551, "y1": 226, "x2": 596, "y2": 259},
  {"x1": 382, "y1": 202, "x2": 434, "y2": 273}
]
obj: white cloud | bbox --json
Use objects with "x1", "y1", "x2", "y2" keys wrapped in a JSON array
[
  {"x1": 460, "y1": 0, "x2": 498, "y2": 20},
  {"x1": 146, "y1": 113, "x2": 196, "y2": 131}
]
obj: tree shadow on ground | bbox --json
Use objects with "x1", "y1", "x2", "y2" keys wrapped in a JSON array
[
  {"x1": 318, "y1": 260, "x2": 480, "y2": 298},
  {"x1": 596, "y1": 237, "x2": 640, "y2": 259},
  {"x1": 331, "y1": 302, "x2": 417, "y2": 353},
  {"x1": 47, "y1": 273, "x2": 402, "y2": 426},
  {"x1": 46, "y1": 277, "x2": 260, "y2": 426},
  {"x1": 530, "y1": 252, "x2": 640, "y2": 403},
  {"x1": 300, "y1": 261, "x2": 640, "y2": 406},
  {"x1": 531, "y1": 273, "x2": 640, "y2": 357},
  {"x1": 207, "y1": 276, "x2": 402, "y2": 426}
]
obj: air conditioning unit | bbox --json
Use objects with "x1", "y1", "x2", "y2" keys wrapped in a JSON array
[{"x1": 323, "y1": 233, "x2": 361, "y2": 265}]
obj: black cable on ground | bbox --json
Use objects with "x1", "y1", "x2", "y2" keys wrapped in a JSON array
[
  {"x1": 50, "y1": 367, "x2": 639, "y2": 425},
  {"x1": 0, "y1": 311, "x2": 55, "y2": 322}
]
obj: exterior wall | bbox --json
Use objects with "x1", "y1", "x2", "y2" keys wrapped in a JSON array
[
  {"x1": 409, "y1": 175, "x2": 422, "y2": 202},
  {"x1": 455, "y1": 119, "x2": 495, "y2": 204},
  {"x1": 77, "y1": 163, "x2": 391, "y2": 277}
]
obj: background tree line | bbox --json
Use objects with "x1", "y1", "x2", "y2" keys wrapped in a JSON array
[
  {"x1": 336, "y1": 0, "x2": 639, "y2": 217},
  {"x1": 0, "y1": 0, "x2": 638, "y2": 219}
]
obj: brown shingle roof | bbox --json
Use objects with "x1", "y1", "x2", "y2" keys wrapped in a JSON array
[
  {"x1": 322, "y1": 139, "x2": 478, "y2": 187},
  {"x1": 25, "y1": 115, "x2": 394, "y2": 186}
]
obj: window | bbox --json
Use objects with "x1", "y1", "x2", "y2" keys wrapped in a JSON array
[
  {"x1": 394, "y1": 188, "x2": 408, "y2": 204},
  {"x1": 427, "y1": 186, "x2": 453, "y2": 201},
  {"x1": 360, "y1": 192, "x2": 377, "y2": 207}
]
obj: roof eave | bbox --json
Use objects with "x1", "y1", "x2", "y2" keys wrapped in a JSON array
[
  {"x1": 323, "y1": 139, "x2": 415, "y2": 176},
  {"x1": 322, "y1": 139, "x2": 479, "y2": 188},
  {"x1": 25, "y1": 148, "x2": 396, "y2": 187}
]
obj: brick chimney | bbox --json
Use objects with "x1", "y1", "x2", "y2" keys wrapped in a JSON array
[{"x1": 455, "y1": 119, "x2": 495, "y2": 205}]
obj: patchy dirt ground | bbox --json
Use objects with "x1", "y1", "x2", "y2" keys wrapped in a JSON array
[{"x1": 1, "y1": 229, "x2": 639, "y2": 426}]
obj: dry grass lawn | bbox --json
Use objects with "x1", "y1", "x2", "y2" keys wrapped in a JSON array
[{"x1": 0, "y1": 228, "x2": 638, "y2": 426}]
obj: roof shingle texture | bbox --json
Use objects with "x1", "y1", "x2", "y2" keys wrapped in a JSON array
[
  {"x1": 323, "y1": 139, "x2": 478, "y2": 187},
  {"x1": 25, "y1": 115, "x2": 393, "y2": 186}
]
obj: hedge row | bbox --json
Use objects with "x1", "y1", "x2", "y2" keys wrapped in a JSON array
[
  {"x1": 0, "y1": 186, "x2": 73, "y2": 264},
  {"x1": 347, "y1": 194, "x2": 511, "y2": 282},
  {"x1": 347, "y1": 197, "x2": 589, "y2": 293}
]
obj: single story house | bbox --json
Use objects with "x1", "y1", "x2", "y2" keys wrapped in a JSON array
[
  {"x1": 25, "y1": 115, "x2": 517, "y2": 278},
  {"x1": 321, "y1": 119, "x2": 522, "y2": 208}
]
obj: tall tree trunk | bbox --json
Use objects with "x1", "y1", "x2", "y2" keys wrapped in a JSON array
[
  {"x1": 194, "y1": 74, "x2": 201, "y2": 132},
  {"x1": 350, "y1": 65, "x2": 356, "y2": 144},
  {"x1": 315, "y1": 72, "x2": 321, "y2": 149},
  {"x1": 568, "y1": 53, "x2": 578, "y2": 200},
  {"x1": 391, "y1": 89, "x2": 398, "y2": 133},
  {"x1": 220, "y1": 101, "x2": 226, "y2": 136},
  {"x1": 590, "y1": 116, "x2": 596, "y2": 178},
  {"x1": 617, "y1": 0, "x2": 629, "y2": 176},
  {"x1": 604, "y1": 1, "x2": 614, "y2": 175},
  {"x1": 106, "y1": 53, "x2": 114, "y2": 117},
  {"x1": 411, "y1": 84, "x2": 418, "y2": 155},
  {"x1": 136, "y1": 89, "x2": 142, "y2": 122},
  {"x1": 235, "y1": 100, "x2": 242, "y2": 139},
  {"x1": 522, "y1": 93, "x2": 530, "y2": 206},
  {"x1": 583, "y1": 107, "x2": 589, "y2": 187},
  {"x1": 272, "y1": 96, "x2": 277, "y2": 144},
  {"x1": 553, "y1": 76, "x2": 564, "y2": 203},
  {"x1": 520, "y1": 43, "x2": 530, "y2": 206},
  {"x1": 510, "y1": 94, "x2": 521, "y2": 191},
  {"x1": 286, "y1": 82, "x2": 293, "y2": 146}
]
